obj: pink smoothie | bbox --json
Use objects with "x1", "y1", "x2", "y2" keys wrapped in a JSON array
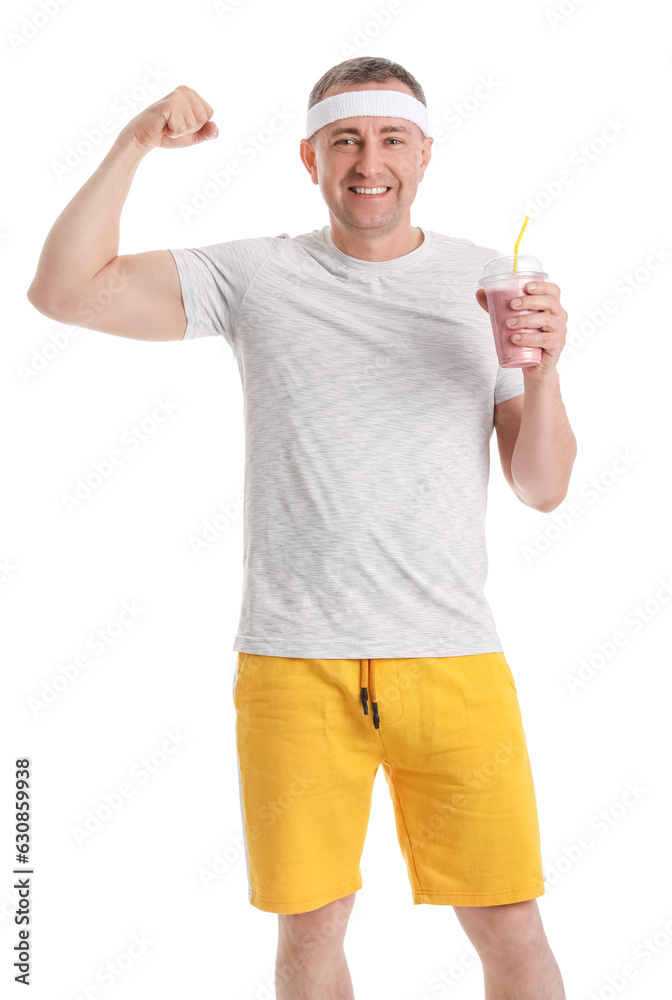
[{"x1": 485, "y1": 282, "x2": 542, "y2": 368}]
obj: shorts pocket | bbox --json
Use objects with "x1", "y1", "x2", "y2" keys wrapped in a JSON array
[{"x1": 491, "y1": 652, "x2": 517, "y2": 692}]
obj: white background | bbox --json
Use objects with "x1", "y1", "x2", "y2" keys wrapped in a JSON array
[{"x1": 2, "y1": 0, "x2": 671, "y2": 997}]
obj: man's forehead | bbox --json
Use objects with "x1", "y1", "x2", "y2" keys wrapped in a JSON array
[
  {"x1": 326, "y1": 119, "x2": 415, "y2": 136},
  {"x1": 324, "y1": 115, "x2": 421, "y2": 139}
]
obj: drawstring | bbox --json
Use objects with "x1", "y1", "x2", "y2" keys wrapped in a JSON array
[{"x1": 360, "y1": 658, "x2": 380, "y2": 729}]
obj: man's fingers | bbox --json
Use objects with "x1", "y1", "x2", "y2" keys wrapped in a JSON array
[{"x1": 124, "y1": 85, "x2": 217, "y2": 150}]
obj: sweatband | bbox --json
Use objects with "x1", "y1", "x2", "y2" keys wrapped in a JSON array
[{"x1": 305, "y1": 89, "x2": 429, "y2": 139}]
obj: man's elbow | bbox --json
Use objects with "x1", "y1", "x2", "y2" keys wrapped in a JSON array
[
  {"x1": 534, "y1": 494, "x2": 567, "y2": 513},
  {"x1": 512, "y1": 483, "x2": 566, "y2": 513},
  {"x1": 27, "y1": 284, "x2": 61, "y2": 319}
]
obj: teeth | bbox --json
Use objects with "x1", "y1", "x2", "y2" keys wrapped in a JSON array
[{"x1": 352, "y1": 187, "x2": 388, "y2": 194}]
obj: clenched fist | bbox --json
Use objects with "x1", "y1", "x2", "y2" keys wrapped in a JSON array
[{"x1": 122, "y1": 84, "x2": 218, "y2": 151}]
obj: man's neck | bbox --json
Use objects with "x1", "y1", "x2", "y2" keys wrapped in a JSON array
[{"x1": 328, "y1": 221, "x2": 424, "y2": 262}]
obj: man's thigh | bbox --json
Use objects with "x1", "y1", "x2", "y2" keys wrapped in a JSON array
[
  {"x1": 233, "y1": 653, "x2": 385, "y2": 914},
  {"x1": 377, "y1": 652, "x2": 546, "y2": 907}
]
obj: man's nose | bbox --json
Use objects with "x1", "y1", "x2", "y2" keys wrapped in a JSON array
[{"x1": 353, "y1": 141, "x2": 386, "y2": 176}]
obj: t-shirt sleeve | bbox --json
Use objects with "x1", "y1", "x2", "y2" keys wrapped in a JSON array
[
  {"x1": 168, "y1": 234, "x2": 290, "y2": 349},
  {"x1": 494, "y1": 364, "x2": 525, "y2": 405}
]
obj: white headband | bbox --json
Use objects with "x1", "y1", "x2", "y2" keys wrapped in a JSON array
[{"x1": 305, "y1": 89, "x2": 429, "y2": 139}]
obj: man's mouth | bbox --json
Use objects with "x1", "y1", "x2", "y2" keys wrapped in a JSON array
[{"x1": 348, "y1": 186, "x2": 391, "y2": 196}]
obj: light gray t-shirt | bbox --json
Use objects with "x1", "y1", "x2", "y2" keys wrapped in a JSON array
[{"x1": 168, "y1": 226, "x2": 524, "y2": 658}]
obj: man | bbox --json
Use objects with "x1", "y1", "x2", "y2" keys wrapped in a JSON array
[{"x1": 28, "y1": 55, "x2": 573, "y2": 1000}]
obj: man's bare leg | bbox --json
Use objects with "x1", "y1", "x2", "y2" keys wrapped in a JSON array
[
  {"x1": 453, "y1": 899, "x2": 565, "y2": 999},
  {"x1": 275, "y1": 891, "x2": 357, "y2": 1000}
]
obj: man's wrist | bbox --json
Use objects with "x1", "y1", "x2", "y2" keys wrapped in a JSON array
[
  {"x1": 522, "y1": 368, "x2": 561, "y2": 393},
  {"x1": 111, "y1": 127, "x2": 153, "y2": 165}
]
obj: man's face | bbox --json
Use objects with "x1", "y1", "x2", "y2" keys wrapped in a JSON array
[{"x1": 300, "y1": 79, "x2": 433, "y2": 237}]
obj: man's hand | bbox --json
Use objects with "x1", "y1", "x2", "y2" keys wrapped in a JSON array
[
  {"x1": 475, "y1": 280, "x2": 568, "y2": 382},
  {"x1": 121, "y1": 84, "x2": 218, "y2": 152}
]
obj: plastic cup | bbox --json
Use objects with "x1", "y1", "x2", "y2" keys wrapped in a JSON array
[{"x1": 478, "y1": 254, "x2": 548, "y2": 368}]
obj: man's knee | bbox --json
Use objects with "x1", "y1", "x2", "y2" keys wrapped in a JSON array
[
  {"x1": 278, "y1": 892, "x2": 357, "y2": 949},
  {"x1": 453, "y1": 899, "x2": 545, "y2": 962}
]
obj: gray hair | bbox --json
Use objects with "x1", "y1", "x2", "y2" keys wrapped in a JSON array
[{"x1": 308, "y1": 56, "x2": 426, "y2": 110}]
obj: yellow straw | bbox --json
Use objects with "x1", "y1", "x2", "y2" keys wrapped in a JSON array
[{"x1": 513, "y1": 215, "x2": 529, "y2": 273}]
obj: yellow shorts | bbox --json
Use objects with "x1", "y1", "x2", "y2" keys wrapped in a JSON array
[{"x1": 232, "y1": 652, "x2": 545, "y2": 914}]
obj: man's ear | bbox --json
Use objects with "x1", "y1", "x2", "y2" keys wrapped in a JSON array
[{"x1": 299, "y1": 139, "x2": 319, "y2": 184}]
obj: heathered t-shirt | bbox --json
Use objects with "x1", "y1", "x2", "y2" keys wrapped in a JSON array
[{"x1": 168, "y1": 226, "x2": 524, "y2": 658}]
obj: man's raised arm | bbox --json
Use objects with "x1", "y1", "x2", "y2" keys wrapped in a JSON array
[{"x1": 26, "y1": 85, "x2": 218, "y2": 342}]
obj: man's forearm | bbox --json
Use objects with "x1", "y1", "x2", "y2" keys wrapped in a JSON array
[{"x1": 510, "y1": 371, "x2": 577, "y2": 512}]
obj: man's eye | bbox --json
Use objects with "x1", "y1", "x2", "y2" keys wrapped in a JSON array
[{"x1": 335, "y1": 138, "x2": 402, "y2": 145}]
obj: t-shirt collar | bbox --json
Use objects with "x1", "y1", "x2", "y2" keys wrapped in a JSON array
[{"x1": 322, "y1": 225, "x2": 432, "y2": 272}]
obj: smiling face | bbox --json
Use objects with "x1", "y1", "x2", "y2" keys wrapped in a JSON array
[{"x1": 300, "y1": 78, "x2": 433, "y2": 241}]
